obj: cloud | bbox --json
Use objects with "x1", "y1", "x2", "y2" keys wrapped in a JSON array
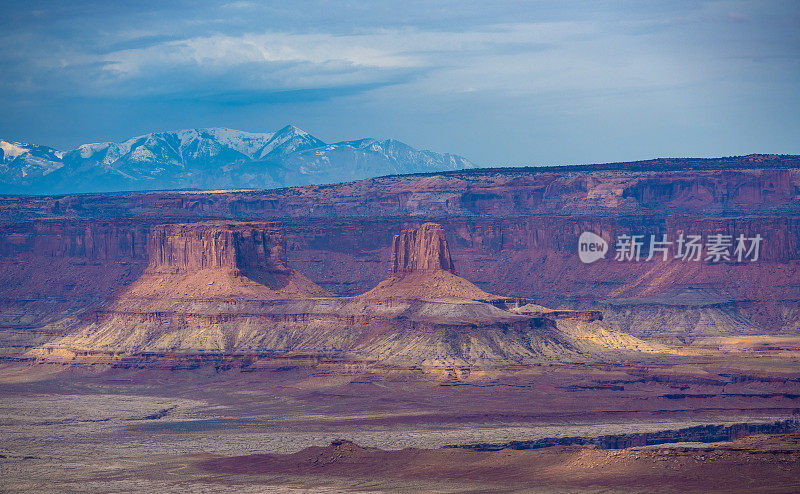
[
  {"x1": 1, "y1": 1, "x2": 798, "y2": 164},
  {"x1": 103, "y1": 32, "x2": 420, "y2": 78},
  {"x1": 4, "y1": 8, "x2": 795, "y2": 105},
  {"x1": 32, "y1": 22, "x2": 598, "y2": 98},
  {"x1": 0, "y1": 22, "x2": 591, "y2": 99}
]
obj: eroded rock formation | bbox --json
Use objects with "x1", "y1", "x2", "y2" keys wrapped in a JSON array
[
  {"x1": 5, "y1": 155, "x2": 798, "y2": 350},
  {"x1": 148, "y1": 222, "x2": 288, "y2": 274},
  {"x1": 361, "y1": 222, "x2": 508, "y2": 302},
  {"x1": 30, "y1": 222, "x2": 665, "y2": 367},
  {"x1": 391, "y1": 223, "x2": 455, "y2": 274},
  {"x1": 124, "y1": 221, "x2": 328, "y2": 300}
]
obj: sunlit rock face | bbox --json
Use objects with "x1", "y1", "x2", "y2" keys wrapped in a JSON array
[
  {"x1": 390, "y1": 223, "x2": 456, "y2": 275},
  {"x1": 3, "y1": 154, "x2": 799, "y2": 352},
  {"x1": 119, "y1": 221, "x2": 329, "y2": 301},
  {"x1": 361, "y1": 222, "x2": 505, "y2": 303},
  {"x1": 28, "y1": 220, "x2": 665, "y2": 367},
  {"x1": 147, "y1": 222, "x2": 289, "y2": 274}
]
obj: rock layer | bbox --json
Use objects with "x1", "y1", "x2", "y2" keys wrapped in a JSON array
[
  {"x1": 391, "y1": 223, "x2": 455, "y2": 274},
  {"x1": 5, "y1": 155, "x2": 797, "y2": 348},
  {"x1": 31, "y1": 222, "x2": 664, "y2": 367},
  {"x1": 148, "y1": 222, "x2": 287, "y2": 273},
  {"x1": 127, "y1": 221, "x2": 329, "y2": 300},
  {"x1": 362, "y1": 222, "x2": 508, "y2": 303}
]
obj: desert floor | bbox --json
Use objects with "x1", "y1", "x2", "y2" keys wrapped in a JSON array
[{"x1": 1, "y1": 351, "x2": 799, "y2": 493}]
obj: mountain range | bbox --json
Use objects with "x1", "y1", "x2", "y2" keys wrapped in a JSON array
[{"x1": 0, "y1": 125, "x2": 475, "y2": 195}]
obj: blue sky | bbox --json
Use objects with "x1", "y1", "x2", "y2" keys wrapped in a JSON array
[{"x1": 1, "y1": 0, "x2": 798, "y2": 166}]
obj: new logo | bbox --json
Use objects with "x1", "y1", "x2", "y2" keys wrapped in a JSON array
[{"x1": 578, "y1": 232, "x2": 608, "y2": 264}]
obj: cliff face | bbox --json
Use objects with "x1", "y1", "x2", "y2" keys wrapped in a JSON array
[
  {"x1": 362, "y1": 222, "x2": 504, "y2": 302},
  {"x1": 0, "y1": 219, "x2": 150, "y2": 260},
  {"x1": 147, "y1": 222, "x2": 288, "y2": 274},
  {"x1": 1, "y1": 155, "x2": 799, "y2": 350},
  {"x1": 0, "y1": 220, "x2": 152, "y2": 353},
  {"x1": 2, "y1": 215, "x2": 798, "y2": 347},
  {"x1": 391, "y1": 223, "x2": 455, "y2": 275},
  {"x1": 31, "y1": 222, "x2": 663, "y2": 366},
  {"x1": 2, "y1": 156, "x2": 798, "y2": 220},
  {"x1": 123, "y1": 221, "x2": 328, "y2": 301}
]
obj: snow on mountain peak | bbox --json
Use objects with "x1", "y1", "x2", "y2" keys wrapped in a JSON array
[
  {"x1": 1, "y1": 140, "x2": 31, "y2": 161},
  {"x1": 1, "y1": 126, "x2": 476, "y2": 194},
  {"x1": 275, "y1": 124, "x2": 309, "y2": 137},
  {"x1": 76, "y1": 142, "x2": 114, "y2": 159},
  {"x1": 0, "y1": 140, "x2": 65, "y2": 184}
]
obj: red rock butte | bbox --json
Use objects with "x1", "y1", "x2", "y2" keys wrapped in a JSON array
[
  {"x1": 148, "y1": 222, "x2": 289, "y2": 274},
  {"x1": 129, "y1": 221, "x2": 329, "y2": 300},
  {"x1": 391, "y1": 223, "x2": 456, "y2": 275},
  {"x1": 362, "y1": 223, "x2": 508, "y2": 303},
  {"x1": 28, "y1": 220, "x2": 665, "y2": 366},
  {"x1": 2, "y1": 155, "x2": 799, "y2": 348}
]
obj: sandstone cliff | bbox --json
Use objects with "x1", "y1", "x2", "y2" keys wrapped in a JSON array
[
  {"x1": 391, "y1": 223, "x2": 455, "y2": 274},
  {"x1": 148, "y1": 222, "x2": 287, "y2": 273},
  {"x1": 122, "y1": 221, "x2": 329, "y2": 301},
  {"x1": 0, "y1": 220, "x2": 152, "y2": 354},
  {"x1": 361, "y1": 223, "x2": 506, "y2": 302},
  {"x1": 31, "y1": 222, "x2": 666, "y2": 367},
  {"x1": 4, "y1": 155, "x2": 798, "y2": 349}
]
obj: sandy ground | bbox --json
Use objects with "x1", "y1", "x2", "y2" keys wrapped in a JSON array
[{"x1": 1, "y1": 355, "x2": 799, "y2": 492}]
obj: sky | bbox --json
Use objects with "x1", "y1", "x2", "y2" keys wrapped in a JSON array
[{"x1": 0, "y1": 0, "x2": 798, "y2": 166}]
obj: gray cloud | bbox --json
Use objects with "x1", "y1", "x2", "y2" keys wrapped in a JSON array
[{"x1": 0, "y1": 0, "x2": 798, "y2": 165}]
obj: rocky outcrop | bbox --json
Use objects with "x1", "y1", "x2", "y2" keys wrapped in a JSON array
[
  {"x1": 513, "y1": 304, "x2": 603, "y2": 322},
  {"x1": 147, "y1": 222, "x2": 289, "y2": 274},
  {"x1": 30, "y1": 222, "x2": 666, "y2": 367},
  {"x1": 3, "y1": 155, "x2": 799, "y2": 351},
  {"x1": 390, "y1": 223, "x2": 455, "y2": 274},
  {"x1": 361, "y1": 223, "x2": 508, "y2": 302},
  {"x1": 24, "y1": 221, "x2": 330, "y2": 358},
  {"x1": 119, "y1": 221, "x2": 329, "y2": 300}
]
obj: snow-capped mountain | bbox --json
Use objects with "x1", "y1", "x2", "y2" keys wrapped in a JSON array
[
  {"x1": 0, "y1": 125, "x2": 475, "y2": 194},
  {"x1": 0, "y1": 140, "x2": 64, "y2": 188},
  {"x1": 284, "y1": 138, "x2": 474, "y2": 184}
]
